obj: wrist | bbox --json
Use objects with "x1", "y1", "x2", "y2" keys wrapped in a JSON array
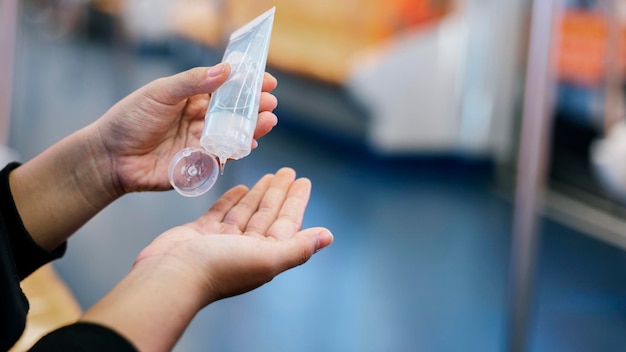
[
  {"x1": 81, "y1": 261, "x2": 205, "y2": 351},
  {"x1": 9, "y1": 125, "x2": 123, "y2": 251},
  {"x1": 81, "y1": 124, "x2": 126, "y2": 201},
  {"x1": 131, "y1": 252, "x2": 212, "y2": 308}
]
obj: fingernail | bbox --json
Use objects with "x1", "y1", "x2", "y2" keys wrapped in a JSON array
[
  {"x1": 252, "y1": 139, "x2": 259, "y2": 149},
  {"x1": 208, "y1": 63, "x2": 225, "y2": 77}
]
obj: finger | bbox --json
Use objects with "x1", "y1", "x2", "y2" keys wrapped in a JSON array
[
  {"x1": 253, "y1": 111, "x2": 278, "y2": 140},
  {"x1": 262, "y1": 72, "x2": 278, "y2": 92},
  {"x1": 145, "y1": 63, "x2": 231, "y2": 105},
  {"x1": 245, "y1": 167, "x2": 297, "y2": 236},
  {"x1": 270, "y1": 227, "x2": 334, "y2": 273},
  {"x1": 188, "y1": 118, "x2": 206, "y2": 141},
  {"x1": 259, "y1": 92, "x2": 278, "y2": 112},
  {"x1": 222, "y1": 173, "x2": 275, "y2": 232},
  {"x1": 266, "y1": 177, "x2": 311, "y2": 240},
  {"x1": 201, "y1": 184, "x2": 249, "y2": 225},
  {"x1": 182, "y1": 93, "x2": 211, "y2": 121}
]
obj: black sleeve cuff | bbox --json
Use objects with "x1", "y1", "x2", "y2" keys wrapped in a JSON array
[
  {"x1": 29, "y1": 322, "x2": 137, "y2": 352},
  {"x1": 0, "y1": 163, "x2": 67, "y2": 279}
]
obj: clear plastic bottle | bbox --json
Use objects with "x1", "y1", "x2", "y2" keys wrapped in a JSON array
[{"x1": 168, "y1": 7, "x2": 275, "y2": 197}]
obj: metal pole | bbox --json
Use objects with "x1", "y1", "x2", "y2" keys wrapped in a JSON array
[
  {"x1": 0, "y1": 0, "x2": 18, "y2": 145},
  {"x1": 505, "y1": 0, "x2": 558, "y2": 351}
]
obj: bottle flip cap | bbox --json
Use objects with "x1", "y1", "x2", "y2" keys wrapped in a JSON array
[{"x1": 168, "y1": 147, "x2": 219, "y2": 197}]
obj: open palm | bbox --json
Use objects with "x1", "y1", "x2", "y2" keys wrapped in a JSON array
[{"x1": 133, "y1": 168, "x2": 333, "y2": 304}]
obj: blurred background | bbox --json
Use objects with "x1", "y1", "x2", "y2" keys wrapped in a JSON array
[{"x1": 4, "y1": 0, "x2": 626, "y2": 351}]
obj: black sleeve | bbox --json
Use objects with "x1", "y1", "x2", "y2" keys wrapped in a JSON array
[
  {"x1": 0, "y1": 162, "x2": 66, "y2": 350},
  {"x1": 1, "y1": 163, "x2": 137, "y2": 351},
  {"x1": 0, "y1": 206, "x2": 28, "y2": 351},
  {"x1": 29, "y1": 323, "x2": 137, "y2": 352}
]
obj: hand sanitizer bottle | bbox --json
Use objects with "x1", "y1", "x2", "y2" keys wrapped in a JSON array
[{"x1": 168, "y1": 7, "x2": 275, "y2": 197}]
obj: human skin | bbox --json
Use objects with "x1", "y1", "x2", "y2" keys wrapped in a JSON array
[
  {"x1": 9, "y1": 63, "x2": 276, "y2": 251},
  {"x1": 81, "y1": 167, "x2": 333, "y2": 351},
  {"x1": 9, "y1": 63, "x2": 333, "y2": 351}
]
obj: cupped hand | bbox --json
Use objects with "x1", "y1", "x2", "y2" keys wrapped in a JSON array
[
  {"x1": 133, "y1": 167, "x2": 333, "y2": 305},
  {"x1": 93, "y1": 63, "x2": 279, "y2": 194}
]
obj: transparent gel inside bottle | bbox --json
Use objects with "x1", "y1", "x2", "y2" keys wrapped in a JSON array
[
  {"x1": 168, "y1": 7, "x2": 275, "y2": 197},
  {"x1": 201, "y1": 50, "x2": 259, "y2": 172}
]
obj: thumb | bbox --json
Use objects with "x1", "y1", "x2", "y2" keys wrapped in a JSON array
[
  {"x1": 146, "y1": 63, "x2": 231, "y2": 105},
  {"x1": 274, "y1": 228, "x2": 334, "y2": 272}
]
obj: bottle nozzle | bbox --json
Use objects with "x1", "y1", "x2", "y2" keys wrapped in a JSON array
[{"x1": 218, "y1": 156, "x2": 227, "y2": 175}]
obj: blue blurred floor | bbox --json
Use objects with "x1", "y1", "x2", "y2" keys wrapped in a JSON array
[{"x1": 8, "y1": 17, "x2": 626, "y2": 352}]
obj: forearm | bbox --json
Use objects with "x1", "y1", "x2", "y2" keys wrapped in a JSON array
[
  {"x1": 9, "y1": 124, "x2": 122, "y2": 251},
  {"x1": 80, "y1": 263, "x2": 203, "y2": 352}
]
